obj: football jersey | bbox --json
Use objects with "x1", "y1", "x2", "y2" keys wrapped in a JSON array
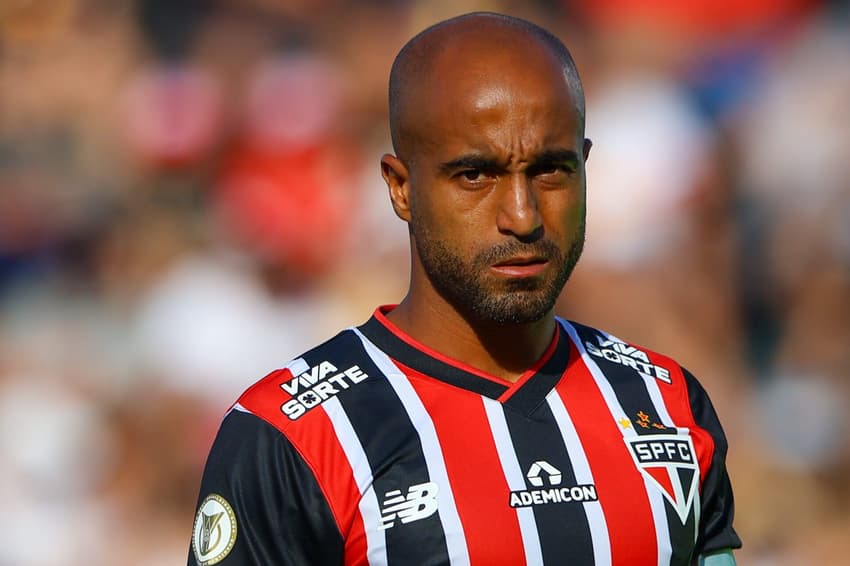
[{"x1": 189, "y1": 306, "x2": 741, "y2": 565}]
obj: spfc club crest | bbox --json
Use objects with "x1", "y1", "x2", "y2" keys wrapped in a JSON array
[{"x1": 625, "y1": 434, "x2": 699, "y2": 523}]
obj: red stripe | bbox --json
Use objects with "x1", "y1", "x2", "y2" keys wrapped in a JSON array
[
  {"x1": 556, "y1": 342, "x2": 659, "y2": 564},
  {"x1": 238, "y1": 368, "x2": 364, "y2": 557},
  {"x1": 399, "y1": 361, "x2": 529, "y2": 564},
  {"x1": 343, "y1": 512, "x2": 368, "y2": 566}
]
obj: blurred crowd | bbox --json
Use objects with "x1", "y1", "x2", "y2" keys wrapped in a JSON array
[{"x1": 1, "y1": 0, "x2": 848, "y2": 564}]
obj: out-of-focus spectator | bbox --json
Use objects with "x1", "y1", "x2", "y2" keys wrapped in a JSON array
[
  {"x1": 130, "y1": 251, "x2": 345, "y2": 405},
  {"x1": 582, "y1": 75, "x2": 715, "y2": 268},
  {"x1": 213, "y1": 52, "x2": 362, "y2": 278},
  {"x1": 734, "y1": 16, "x2": 850, "y2": 379},
  {"x1": 119, "y1": 63, "x2": 224, "y2": 169}
]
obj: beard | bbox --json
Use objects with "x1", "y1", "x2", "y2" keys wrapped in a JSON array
[{"x1": 413, "y1": 220, "x2": 585, "y2": 325}]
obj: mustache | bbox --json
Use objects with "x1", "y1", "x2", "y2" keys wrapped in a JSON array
[{"x1": 475, "y1": 239, "x2": 562, "y2": 265}]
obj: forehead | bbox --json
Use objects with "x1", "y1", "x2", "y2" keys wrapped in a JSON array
[{"x1": 412, "y1": 35, "x2": 581, "y2": 158}]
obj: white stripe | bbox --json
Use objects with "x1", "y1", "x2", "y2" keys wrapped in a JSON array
[
  {"x1": 560, "y1": 320, "x2": 673, "y2": 566},
  {"x1": 285, "y1": 357, "x2": 310, "y2": 377},
  {"x1": 229, "y1": 402, "x2": 249, "y2": 416},
  {"x1": 322, "y1": 396, "x2": 387, "y2": 566},
  {"x1": 546, "y1": 391, "x2": 612, "y2": 566},
  {"x1": 353, "y1": 329, "x2": 471, "y2": 566},
  {"x1": 482, "y1": 398, "x2": 544, "y2": 565}
]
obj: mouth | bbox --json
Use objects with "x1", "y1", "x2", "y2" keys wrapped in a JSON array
[{"x1": 489, "y1": 255, "x2": 549, "y2": 277}]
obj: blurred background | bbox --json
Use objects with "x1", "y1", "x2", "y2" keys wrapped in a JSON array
[{"x1": 1, "y1": 0, "x2": 849, "y2": 563}]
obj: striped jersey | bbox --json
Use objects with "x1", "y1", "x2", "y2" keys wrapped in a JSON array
[{"x1": 189, "y1": 307, "x2": 741, "y2": 565}]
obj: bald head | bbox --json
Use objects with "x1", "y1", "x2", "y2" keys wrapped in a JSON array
[{"x1": 388, "y1": 12, "x2": 585, "y2": 162}]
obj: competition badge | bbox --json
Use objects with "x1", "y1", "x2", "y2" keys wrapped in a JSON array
[{"x1": 192, "y1": 493, "x2": 237, "y2": 565}]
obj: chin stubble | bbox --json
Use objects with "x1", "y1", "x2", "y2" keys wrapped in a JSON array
[{"x1": 414, "y1": 222, "x2": 585, "y2": 324}]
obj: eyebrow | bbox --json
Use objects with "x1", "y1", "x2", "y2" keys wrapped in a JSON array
[
  {"x1": 530, "y1": 149, "x2": 580, "y2": 169},
  {"x1": 438, "y1": 148, "x2": 580, "y2": 176}
]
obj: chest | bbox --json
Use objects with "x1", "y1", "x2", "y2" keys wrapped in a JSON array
[{"x1": 343, "y1": 398, "x2": 702, "y2": 566}]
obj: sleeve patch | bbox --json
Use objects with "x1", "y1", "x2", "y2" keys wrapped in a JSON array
[{"x1": 192, "y1": 494, "x2": 237, "y2": 565}]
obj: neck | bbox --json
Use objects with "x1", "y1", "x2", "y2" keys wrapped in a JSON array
[{"x1": 385, "y1": 292, "x2": 557, "y2": 383}]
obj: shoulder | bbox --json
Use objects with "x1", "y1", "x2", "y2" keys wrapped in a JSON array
[
  {"x1": 559, "y1": 318, "x2": 684, "y2": 385},
  {"x1": 194, "y1": 326, "x2": 377, "y2": 544},
  {"x1": 233, "y1": 326, "x2": 369, "y2": 433},
  {"x1": 557, "y1": 318, "x2": 720, "y2": 432}
]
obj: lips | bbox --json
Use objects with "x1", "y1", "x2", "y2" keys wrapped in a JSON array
[
  {"x1": 490, "y1": 255, "x2": 548, "y2": 277},
  {"x1": 492, "y1": 255, "x2": 546, "y2": 266}
]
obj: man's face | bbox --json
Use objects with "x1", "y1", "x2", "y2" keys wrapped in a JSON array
[{"x1": 385, "y1": 39, "x2": 589, "y2": 325}]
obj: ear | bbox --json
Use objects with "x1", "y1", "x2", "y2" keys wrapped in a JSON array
[
  {"x1": 380, "y1": 154, "x2": 412, "y2": 222},
  {"x1": 582, "y1": 138, "x2": 592, "y2": 161}
]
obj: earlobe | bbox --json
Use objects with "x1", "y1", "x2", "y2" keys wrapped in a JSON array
[{"x1": 380, "y1": 154, "x2": 412, "y2": 222}]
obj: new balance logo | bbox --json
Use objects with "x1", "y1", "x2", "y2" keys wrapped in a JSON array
[
  {"x1": 379, "y1": 482, "x2": 439, "y2": 530},
  {"x1": 510, "y1": 460, "x2": 598, "y2": 508}
]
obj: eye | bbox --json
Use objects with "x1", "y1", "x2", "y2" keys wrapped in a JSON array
[
  {"x1": 533, "y1": 163, "x2": 576, "y2": 185},
  {"x1": 544, "y1": 163, "x2": 575, "y2": 175},
  {"x1": 454, "y1": 168, "x2": 494, "y2": 189}
]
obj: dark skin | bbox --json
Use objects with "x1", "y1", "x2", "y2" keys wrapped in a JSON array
[{"x1": 381, "y1": 18, "x2": 592, "y2": 382}]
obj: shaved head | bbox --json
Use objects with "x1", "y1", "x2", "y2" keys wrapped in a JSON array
[{"x1": 388, "y1": 12, "x2": 585, "y2": 162}]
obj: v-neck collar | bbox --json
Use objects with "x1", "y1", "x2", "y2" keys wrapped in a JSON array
[{"x1": 357, "y1": 306, "x2": 572, "y2": 415}]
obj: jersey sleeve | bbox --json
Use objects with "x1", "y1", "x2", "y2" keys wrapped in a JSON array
[
  {"x1": 188, "y1": 407, "x2": 345, "y2": 566},
  {"x1": 683, "y1": 369, "x2": 742, "y2": 556}
]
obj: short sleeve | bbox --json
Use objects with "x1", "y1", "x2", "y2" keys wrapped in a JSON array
[
  {"x1": 188, "y1": 408, "x2": 345, "y2": 565},
  {"x1": 683, "y1": 369, "x2": 743, "y2": 556}
]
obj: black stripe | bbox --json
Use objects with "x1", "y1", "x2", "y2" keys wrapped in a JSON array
[
  {"x1": 664, "y1": 490, "x2": 699, "y2": 566},
  {"x1": 503, "y1": 324, "x2": 571, "y2": 415},
  {"x1": 359, "y1": 315, "x2": 509, "y2": 399},
  {"x1": 502, "y1": 401, "x2": 595, "y2": 565},
  {"x1": 300, "y1": 330, "x2": 451, "y2": 565}
]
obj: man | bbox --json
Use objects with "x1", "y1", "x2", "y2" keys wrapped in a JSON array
[{"x1": 189, "y1": 12, "x2": 741, "y2": 565}]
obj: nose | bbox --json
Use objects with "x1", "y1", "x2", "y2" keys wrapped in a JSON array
[{"x1": 496, "y1": 174, "x2": 543, "y2": 241}]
